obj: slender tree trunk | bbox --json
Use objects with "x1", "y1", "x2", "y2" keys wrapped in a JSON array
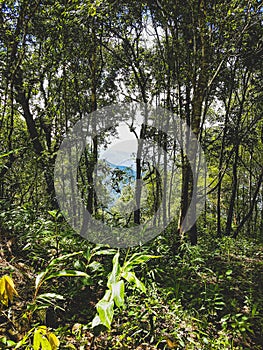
[
  {"x1": 225, "y1": 143, "x2": 239, "y2": 235},
  {"x1": 178, "y1": 85, "x2": 191, "y2": 241},
  {"x1": 14, "y1": 69, "x2": 57, "y2": 208},
  {"x1": 225, "y1": 70, "x2": 250, "y2": 236},
  {"x1": 217, "y1": 86, "x2": 234, "y2": 236},
  {"x1": 233, "y1": 166, "x2": 263, "y2": 238},
  {"x1": 86, "y1": 21, "x2": 98, "y2": 216},
  {"x1": 134, "y1": 122, "x2": 147, "y2": 225}
]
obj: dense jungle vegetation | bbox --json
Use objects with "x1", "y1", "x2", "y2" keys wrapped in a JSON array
[{"x1": 0, "y1": 0, "x2": 262, "y2": 349}]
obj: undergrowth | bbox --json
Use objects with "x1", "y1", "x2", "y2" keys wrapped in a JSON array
[{"x1": 0, "y1": 207, "x2": 262, "y2": 349}]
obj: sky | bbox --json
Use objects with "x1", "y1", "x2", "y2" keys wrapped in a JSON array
[{"x1": 99, "y1": 123, "x2": 137, "y2": 167}]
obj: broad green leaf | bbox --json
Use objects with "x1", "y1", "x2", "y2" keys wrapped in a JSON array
[
  {"x1": 87, "y1": 261, "x2": 103, "y2": 272},
  {"x1": 93, "y1": 249, "x2": 117, "y2": 256},
  {"x1": 36, "y1": 293, "x2": 65, "y2": 310},
  {"x1": 33, "y1": 330, "x2": 41, "y2": 350},
  {"x1": 107, "y1": 251, "x2": 120, "y2": 286},
  {"x1": 102, "y1": 289, "x2": 111, "y2": 302},
  {"x1": 48, "y1": 252, "x2": 83, "y2": 267},
  {"x1": 33, "y1": 326, "x2": 57, "y2": 350},
  {"x1": 96, "y1": 300, "x2": 114, "y2": 329},
  {"x1": 121, "y1": 271, "x2": 146, "y2": 293},
  {"x1": 35, "y1": 271, "x2": 48, "y2": 290},
  {"x1": 123, "y1": 254, "x2": 161, "y2": 272},
  {"x1": 91, "y1": 314, "x2": 101, "y2": 328},
  {"x1": 110, "y1": 280, "x2": 125, "y2": 308},
  {"x1": 39, "y1": 337, "x2": 52, "y2": 350},
  {"x1": 44, "y1": 270, "x2": 89, "y2": 280},
  {"x1": 33, "y1": 326, "x2": 50, "y2": 350},
  {"x1": 36, "y1": 293, "x2": 65, "y2": 301}
]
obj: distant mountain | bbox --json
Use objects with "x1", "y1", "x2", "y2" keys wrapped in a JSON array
[
  {"x1": 106, "y1": 160, "x2": 136, "y2": 179},
  {"x1": 96, "y1": 159, "x2": 136, "y2": 207}
]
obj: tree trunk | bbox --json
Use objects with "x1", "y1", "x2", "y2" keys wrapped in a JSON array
[{"x1": 14, "y1": 70, "x2": 57, "y2": 208}]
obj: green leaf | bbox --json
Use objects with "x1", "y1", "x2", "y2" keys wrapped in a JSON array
[
  {"x1": 0, "y1": 147, "x2": 25, "y2": 159},
  {"x1": 33, "y1": 329, "x2": 41, "y2": 350},
  {"x1": 36, "y1": 293, "x2": 65, "y2": 309},
  {"x1": 35, "y1": 271, "x2": 48, "y2": 291},
  {"x1": 121, "y1": 271, "x2": 146, "y2": 293},
  {"x1": 96, "y1": 300, "x2": 114, "y2": 329},
  {"x1": 107, "y1": 251, "x2": 120, "y2": 286},
  {"x1": 33, "y1": 326, "x2": 52, "y2": 350},
  {"x1": 40, "y1": 337, "x2": 52, "y2": 350},
  {"x1": 93, "y1": 249, "x2": 117, "y2": 256},
  {"x1": 36, "y1": 293, "x2": 64, "y2": 301},
  {"x1": 87, "y1": 261, "x2": 103, "y2": 272},
  {"x1": 47, "y1": 210, "x2": 58, "y2": 218},
  {"x1": 123, "y1": 254, "x2": 161, "y2": 272},
  {"x1": 91, "y1": 314, "x2": 101, "y2": 328},
  {"x1": 102, "y1": 289, "x2": 111, "y2": 302},
  {"x1": 110, "y1": 280, "x2": 125, "y2": 308},
  {"x1": 44, "y1": 270, "x2": 89, "y2": 280},
  {"x1": 48, "y1": 252, "x2": 83, "y2": 267}
]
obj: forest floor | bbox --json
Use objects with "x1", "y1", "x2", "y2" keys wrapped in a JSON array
[{"x1": 0, "y1": 223, "x2": 263, "y2": 349}]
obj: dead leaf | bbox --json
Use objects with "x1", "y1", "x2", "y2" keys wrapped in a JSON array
[{"x1": 0, "y1": 275, "x2": 19, "y2": 306}]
